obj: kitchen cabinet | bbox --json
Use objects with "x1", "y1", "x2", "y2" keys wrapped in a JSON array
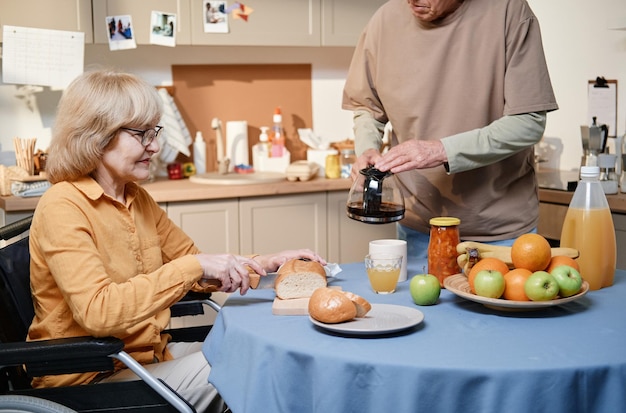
[
  {"x1": 0, "y1": 0, "x2": 93, "y2": 43},
  {"x1": 327, "y1": 191, "x2": 396, "y2": 263},
  {"x1": 163, "y1": 190, "x2": 396, "y2": 263},
  {"x1": 189, "y1": 0, "x2": 321, "y2": 46},
  {"x1": 537, "y1": 202, "x2": 568, "y2": 242},
  {"x1": 612, "y1": 214, "x2": 626, "y2": 271},
  {"x1": 189, "y1": 0, "x2": 385, "y2": 46},
  {"x1": 239, "y1": 193, "x2": 328, "y2": 255},
  {"x1": 165, "y1": 193, "x2": 329, "y2": 258},
  {"x1": 167, "y1": 199, "x2": 239, "y2": 253},
  {"x1": 321, "y1": 0, "x2": 385, "y2": 46},
  {"x1": 92, "y1": 0, "x2": 192, "y2": 45}
]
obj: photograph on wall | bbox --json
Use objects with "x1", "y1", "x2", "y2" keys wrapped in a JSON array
[
  {"x1": 203, "y1": 1, "x2": 229, "y2": 33},
  {"x1": 107, "y1": 15, "x2": 137, "y2": 51},
  {"x1": 150, "y1": 11, "x2": 176, "y2": 47}
]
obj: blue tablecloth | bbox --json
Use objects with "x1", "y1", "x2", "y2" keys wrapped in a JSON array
[{"x1": 203, "y1": 261, "x2": 626, "y2": 413}]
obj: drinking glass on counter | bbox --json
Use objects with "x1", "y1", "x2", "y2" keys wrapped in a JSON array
[{"x1": 364, "y1": 253, "x2": 402, "y2": 294}]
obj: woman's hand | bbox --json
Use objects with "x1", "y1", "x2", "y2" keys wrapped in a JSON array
[
  {"x1": 195, "y1": 254, "x2": 266, "y2": 295},
  {"x1": 374, "y1": 139, "x2": 447, "y2": 173},
  {"x1": 254, "y1": 249, "x2": 327, "y2": 273}
]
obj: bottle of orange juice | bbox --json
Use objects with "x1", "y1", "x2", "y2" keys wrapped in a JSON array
[{"x1": 560, "y1": 166, "x2": 616, "y2": 290}]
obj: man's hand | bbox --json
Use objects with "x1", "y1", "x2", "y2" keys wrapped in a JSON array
[
  {"x1": 375, "y1": 140, "x2": 447, "y2": 173},
  {"x1": 350, "y1": 148, "x2": 383, "y2": 180}
]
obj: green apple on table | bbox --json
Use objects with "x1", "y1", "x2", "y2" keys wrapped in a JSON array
[
  {"x1": 473, "y1": 270, "x2": 505, "y2": 299},
  {"x1": 550, "y1": 265, "x2": 583, "y2": 297},
  {"x1": 524, "y1": 271, "x2": 560, "y2": 301},
  {"x1": 410, "y1": 274, "x2": 440, "y2": 306}
]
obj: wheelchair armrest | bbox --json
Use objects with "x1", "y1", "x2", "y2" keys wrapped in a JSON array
[
  {"x1": 164, "y1": 325, "x2": 212, "y2": 343},
  {"x1": 171, "y1": 291, "x2": 222, "y2": 317},
  {"x1": 0, "y1": 336, "x2": 124, "y2": 376}
]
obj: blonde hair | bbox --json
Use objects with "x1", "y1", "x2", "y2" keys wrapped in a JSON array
[{"x1": 46, "y1": 69, "x2": 163, "y2": 184}]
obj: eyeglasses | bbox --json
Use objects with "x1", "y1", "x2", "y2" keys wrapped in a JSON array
[{"x1": 120, "y1": 126, "x2": 163, "y2": 147}]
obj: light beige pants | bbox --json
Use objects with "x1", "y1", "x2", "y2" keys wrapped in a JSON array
[{"x1": 100, "y1": 342, "x2": 223, "y2": 413}]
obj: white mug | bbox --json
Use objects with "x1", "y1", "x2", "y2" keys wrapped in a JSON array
[{"x1": 369, "y1": 239, "x2": 408, "y2": 282}]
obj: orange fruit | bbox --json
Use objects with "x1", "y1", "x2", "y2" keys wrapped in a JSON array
[
  {"x1": 545, "y1": 255, "x2": 580, "y2": 273},
  {"x1": 503, "y1": 268, "x2": 533, "y2": 301},
  {"x1": 511, "y1": 233, "x2": 552, "y2": 272},
  {"x1": 467, "y1": 257, "x2": 510, "y2": 293}
]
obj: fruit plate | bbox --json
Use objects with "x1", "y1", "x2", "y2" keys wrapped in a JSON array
[
  {"x1": 309, "y1": 304, "x2": 424, "y2": 336},
  {"x1": 443, "y1": 274, "x2": 590, "y2": 311}
]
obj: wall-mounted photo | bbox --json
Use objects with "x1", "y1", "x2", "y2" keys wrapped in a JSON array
[
  {"x1": 203, "y1": 0, "x2": 229, "y2": 33},
  {"x1": 106, "y1": 15, "x2": 136, "y2": 50},
  {"x1": 150, "y1": 11, "x2": 176, "y2": 47}
]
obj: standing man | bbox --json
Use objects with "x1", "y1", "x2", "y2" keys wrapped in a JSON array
[{"x1": 343, "y1": 0, "x2": 558, "y2": 257}]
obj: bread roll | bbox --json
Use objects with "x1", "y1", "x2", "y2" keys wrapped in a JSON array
[
  {"x1": 341, "y1": 291, "x2": 372, "y2": 318},
  {"x1": 275, "y1": 259, "x2": 327, "y2": 299},
  {"x1": 308, "y1": 288, "x2": 357, "y2": 323}
]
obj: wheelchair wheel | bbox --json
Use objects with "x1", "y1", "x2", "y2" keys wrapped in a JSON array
[{"x1": 0, "y1": 395, "x2": 77, "y2": 413}]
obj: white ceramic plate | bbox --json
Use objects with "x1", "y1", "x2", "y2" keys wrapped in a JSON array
[
  {"x1": 309, "y1": 304, "x2": 424, "y2": 336},
  {"x1": 443, "y1": 273, "x2": 590, "y2": 311}
]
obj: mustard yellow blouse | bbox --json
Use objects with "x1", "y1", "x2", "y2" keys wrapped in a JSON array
[{"x1": 28, "y1": 176, "x2": 216, "y2": 388}]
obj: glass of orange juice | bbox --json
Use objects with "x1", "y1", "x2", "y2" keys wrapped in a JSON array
[{"x1": 364, "y1": 253, "x2": 402, "y2": 294}]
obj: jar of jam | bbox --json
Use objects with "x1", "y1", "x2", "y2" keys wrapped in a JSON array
[{"x1": 427, "y1": 217, "x2": 461, "y2": 287}]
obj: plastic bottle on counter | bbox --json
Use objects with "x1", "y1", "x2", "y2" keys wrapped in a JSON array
[
  {"x1": 255, "y1": 126, "x2": 270, "y2": 157},
  {"x1": 340, "y1": 148, "x2": 356, "y2": 179},
  {"x1": 252, "y1": 127, "x2": 273, "y2": 172},
  {"x1": 193, "y1": 131, "x2": 206, "y2": 175},
  {"x1": 270, "y1": 107, "x2": 285, "y2": 158},
  {"x1": 427, "y1": 217, "x2": 461, "y2": 287},
  {"x1": 560, "y1": 166, "x2": 616, "y2": 290}
]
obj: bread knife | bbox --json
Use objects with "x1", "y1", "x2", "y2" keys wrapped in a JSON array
[{"x1": 198, "y1": 272, "x2": 275, "y2": 290}]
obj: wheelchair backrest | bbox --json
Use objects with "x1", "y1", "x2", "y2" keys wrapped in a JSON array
[{"x1": 0, "y1": 218, "x2": 34, "y2": 344}]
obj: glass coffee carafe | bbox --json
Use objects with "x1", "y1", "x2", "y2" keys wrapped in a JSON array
[{"x1": 346, "y1": 166, "x2": 405, "y2": 224}]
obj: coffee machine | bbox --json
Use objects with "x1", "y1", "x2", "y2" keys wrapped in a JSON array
[{"x1": 580, "y1": 116, "x2": 609, "y2": 167}]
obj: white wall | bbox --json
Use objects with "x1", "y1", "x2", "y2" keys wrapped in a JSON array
[
  {"x1": 82, "y1": 44, "x2": 357, "y2": 145},
  {"x1": 1, "y1": 0, "x2": 624, "y2": 171},
  {"x1": 528, "y1": 0, "x2": 626, "y2": 171}
]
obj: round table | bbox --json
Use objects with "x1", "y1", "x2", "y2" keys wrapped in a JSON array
[{"x1": 203, "y1": 261, "x2": 626, "y2": 413}]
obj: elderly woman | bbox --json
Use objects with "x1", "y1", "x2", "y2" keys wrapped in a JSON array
[{"x1": 27, "y1": 69, "x2": 326, "y2": 412}]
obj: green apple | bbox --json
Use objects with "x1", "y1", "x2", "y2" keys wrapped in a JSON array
[
  {"x1": 473, "y1": 270, "x2": 505, "y2": 299},
  {"x1": 524, "y1": 271, "x2": 559, "y2": 301},
  {"x1": 410, "y1": 274, "x2": 440, "y2": 306},
  {"x1": 550, "y1": 265, "x2": 583, "y2": 297}
]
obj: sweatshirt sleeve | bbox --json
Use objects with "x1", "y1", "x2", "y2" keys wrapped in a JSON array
[
  {"x1": 441, "y1": 111, "x2": 546, "y2": 174},
  {"x1": 353, "y1": 109, "x2": 386, "y2": 156}
]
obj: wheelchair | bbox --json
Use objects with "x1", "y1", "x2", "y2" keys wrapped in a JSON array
[{"x1": 0, "y1": 216, "x2": 223, "y2": 412}]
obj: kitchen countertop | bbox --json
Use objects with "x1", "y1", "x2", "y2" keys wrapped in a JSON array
[
  {"x1": 0, "y1": 176, "x2": 353, "y2": 212},
  {"x1": 540, "y1": 188, "x2": 626, "y2": 213},
  {"x1": 2, "y1": 174, "x2": 626, "y2": 214}
]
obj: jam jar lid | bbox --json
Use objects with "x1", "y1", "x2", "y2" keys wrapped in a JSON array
[{"x1": 429, "y1": 217, "x2": 461, "y2": 226}]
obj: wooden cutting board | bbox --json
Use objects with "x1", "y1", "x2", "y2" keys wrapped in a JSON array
[{"x1": 272, "y1": 286, "x2": 342, "y2": 316}]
